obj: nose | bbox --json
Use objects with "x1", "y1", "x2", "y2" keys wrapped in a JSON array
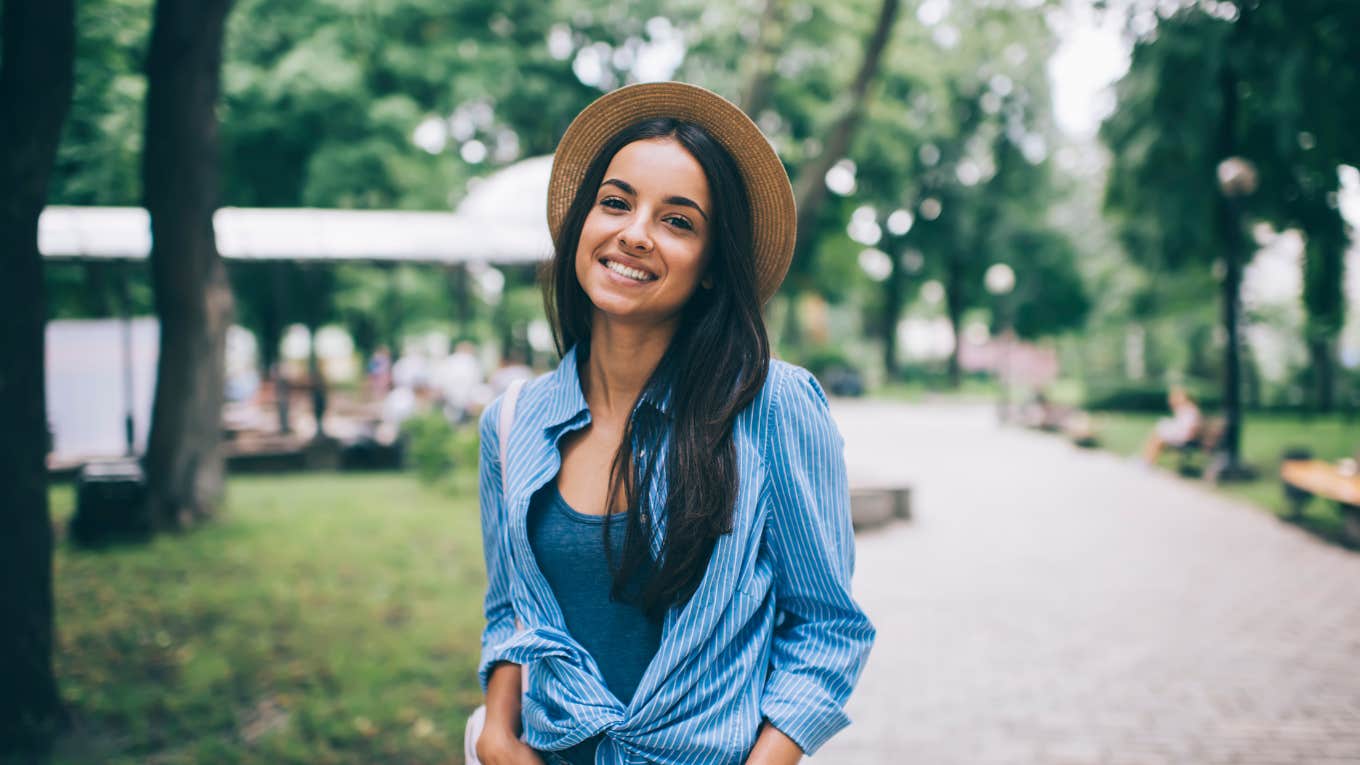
[{"x1": 618, "y1": 215, "x2": 653, "y2": 254}]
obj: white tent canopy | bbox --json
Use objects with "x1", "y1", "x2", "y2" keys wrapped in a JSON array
[{"x1": 39, "y1": 156, "x2": 556, "y2": 265}]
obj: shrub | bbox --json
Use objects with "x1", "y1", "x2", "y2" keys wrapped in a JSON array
[{"x1": 400, "y1": 412, "x2": 456, "y2": 484}]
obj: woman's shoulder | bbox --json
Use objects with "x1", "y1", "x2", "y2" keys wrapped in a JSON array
[
  {"x1": 477, "y1": 368, "x2": 556, "y2": 442},
  {"x1": 740, "y1": 359, "x2": 832, "y2": 434},
  {"x1": 764, "y1": 358, "x2": 831, "y2": 410}
]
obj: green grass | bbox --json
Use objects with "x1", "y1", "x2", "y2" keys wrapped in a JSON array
[
  {"x1": 873, "y1": 377, "x2": 1002, "y2": 402},
  {"x1": 48, "y1": 471, "x2": 487, "y2": 765},
  {"x1": 1091, "y1": 411, "x2": 1360, "y2": 545}
]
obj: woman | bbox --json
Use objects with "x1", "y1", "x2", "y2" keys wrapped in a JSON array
[
  {"x1": 471, "y1": 82, "x2": 874, "y2": 765},
  {"x1": 1141, "y1": 385, "x2": 1202, "y2": 465}
]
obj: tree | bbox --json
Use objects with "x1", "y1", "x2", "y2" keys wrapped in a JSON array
[
  {"x1": 142, "y1": 0, "x2": 237, "y2": 529},
  {"x1": 736, "y1": 0, "x2": 786, "y2": 118},
  {"x1": 847, "y1": 0, "x2": 1081, "y2": 384},
  {"x1": 1241, "y1": 1, "x2": 1360, "y2": 411},
  {"x1": 781, "y1": 0, "x2": 901, "y2": 346},
  {"x1": 1104, "y1": 1, "x2": 1360, "y2": 470},
  {"x1": 0, "y1": 0, "x2": 76, "y2": 751}
]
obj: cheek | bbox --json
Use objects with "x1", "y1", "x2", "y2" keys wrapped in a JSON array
[
  {"x1": 665, "y1": 240, "x2": 711, "y2": 293},
  {"x1": 574, "y1": 211, "x2": 610, "y2": 274}
]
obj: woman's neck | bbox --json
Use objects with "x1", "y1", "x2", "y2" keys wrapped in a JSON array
[{"x1": 582, "y1": 314, "x2": 676, "y2": 423}]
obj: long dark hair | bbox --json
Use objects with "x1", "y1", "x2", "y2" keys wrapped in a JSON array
[{"x1": 542, "y1": 117, "x2": 770, "y2": 619}]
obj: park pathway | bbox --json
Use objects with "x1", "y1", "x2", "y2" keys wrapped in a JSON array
[{"x1": 819, "y1": 400, "x2": 1360, "y2": 764}]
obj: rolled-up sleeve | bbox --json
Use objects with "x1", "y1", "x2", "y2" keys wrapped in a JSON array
[
  {"x1": 759, "y1": 367, "x2": 876, "y2": 754},
  {"x1": 476, "y1": 397, "x2": 519, "y2": 692}
]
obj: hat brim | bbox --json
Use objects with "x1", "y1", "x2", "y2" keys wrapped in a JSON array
[{"x1": 547, "y1": 82, "x2": 796, "y2": 305}]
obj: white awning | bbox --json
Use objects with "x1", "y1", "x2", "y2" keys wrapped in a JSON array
[{"x1": 39, "y1": 202, "x2": 552, "y2": 265}]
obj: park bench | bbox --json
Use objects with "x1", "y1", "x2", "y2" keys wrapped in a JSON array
[
  {"x1": 1280, "y1": 455, "x2": 1360, "y2": 546},
  {"x1": 849, "y1": 484, "x2": 912, "y2": 531},
  {"x1": 1174, "y1": 416, "x2": 1225, "y2": 477},
  {"x1": 1061, "y1": 411, "x2": 1100, "y2": 448},
  {"x1": 1018, "y1": 400, "x2": 1100, "y2": 447}
]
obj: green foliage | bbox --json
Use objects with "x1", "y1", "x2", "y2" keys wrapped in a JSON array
[
  {"x1": 791, "y1": 344, "x2": 857, "y2": 378},
  {"x1": 841, "y1": 0, "x2": 1088, "y2": 340},
  {"x1": 398, "y1": 412, "x2": 457, "y2": 484},
  {"x1": 1103, "y1": 9, "x2": 1230, "y2": 273},
  {"x1": 1084, "y1": 382, "x2": 1220, "y2": 414},
  {"x1": 1104, "y1": 2, "x2": 1359, "y2": 362},
  {"x1": 49, "y1": 0, "x2": 153, "y2": 206},
  {"x1": 49, "y1": 472, "x2": 486, "y2": 764},
  {"x1": 218, "y1": 0, "x2": 609, "y2": 209}
]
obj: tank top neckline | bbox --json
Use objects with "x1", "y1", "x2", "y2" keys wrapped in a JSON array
[{"x1": 547, "y1": 480, "x2": 627, "y2": 525}]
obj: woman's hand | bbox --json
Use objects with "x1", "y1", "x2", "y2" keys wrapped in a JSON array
[
  {"x1": 475, "y1": 723, "x2": 545, "y2": 764},
  {"x1": 477, "y1": 662, "x2": 542, "y2": 763}
]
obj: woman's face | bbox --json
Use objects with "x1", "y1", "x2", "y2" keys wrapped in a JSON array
[{"x1": 574, "y1": 137, "x2": 713, "y2": 328}]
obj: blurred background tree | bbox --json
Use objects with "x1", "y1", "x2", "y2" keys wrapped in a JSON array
[
  {"x1": 1104, "y1": 0, "x2": 1358, "y2": 471},
  {"x1": 1, "y1": 0, "x2": 76, "y2": 751}
]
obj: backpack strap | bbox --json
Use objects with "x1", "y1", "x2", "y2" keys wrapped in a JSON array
[
  {"x1": 495, "y1": 377, "x2": 530, "y2": 693},
  {"x1": 497, "y1": 378, "x2": 526, "y2": 500}
]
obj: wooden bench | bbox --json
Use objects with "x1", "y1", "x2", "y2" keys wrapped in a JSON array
[
  {"x1": 849, "y1": 485, "x2": 912, "y2": 531},
  {"x1": 1280, "y1": 458, "x2": 1360, "y2": 546},
  {"x1": 1174, "y1": 416, "x2": 1225, "y2": 477},
  {"x1": 1018, "y1": 401, "x2": 1100, "y2": 447},
  {"x1": 1061, "y1": 411, "x2": 1100, "y2": 448}
]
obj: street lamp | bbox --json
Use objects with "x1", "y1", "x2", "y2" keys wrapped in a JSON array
[
  {"x1": 984, "y1": 263, "x2": 1016, "y2": 423},
  {"x1": 1211, "y1": 156, "x2": 1259, "y2": 481}
]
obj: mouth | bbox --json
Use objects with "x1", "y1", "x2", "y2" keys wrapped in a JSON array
[{"x1": 599, "y1": 257, "x2": 658, "y2": 283}]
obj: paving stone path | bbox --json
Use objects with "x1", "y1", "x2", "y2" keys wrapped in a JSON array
[{"x1": 819, "y1": 401, "x2": 1360, "y2": 765}]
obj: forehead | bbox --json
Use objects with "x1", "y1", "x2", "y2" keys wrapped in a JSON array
[{"x1": 603, "y1": 138, "x2": 710, "y2": 204}]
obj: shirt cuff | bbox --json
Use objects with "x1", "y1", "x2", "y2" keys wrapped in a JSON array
[
  {"x1": 760, "y1": 670, "x2": 853, "y2": 755},
  {"x1": 478, "y1": 633, "x2": 514, "y2": 693}
]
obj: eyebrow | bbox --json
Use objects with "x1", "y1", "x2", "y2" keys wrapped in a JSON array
[{"x1": 601, "y1": 178, "x2": 709, "y2": 221}]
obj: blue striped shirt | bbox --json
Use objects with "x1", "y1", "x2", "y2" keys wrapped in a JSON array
[{"x1": 476, "y1": 344, "x2": 875, "y2": 764}]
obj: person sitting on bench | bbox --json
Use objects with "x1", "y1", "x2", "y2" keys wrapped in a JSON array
[{"x1": 1141, "y1": 386, "x2": 1202, "y2": 465}]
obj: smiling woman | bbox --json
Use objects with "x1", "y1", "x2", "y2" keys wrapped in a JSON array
[{"x1": 468, "y1": 83, "x2": 874, "y2": 765}]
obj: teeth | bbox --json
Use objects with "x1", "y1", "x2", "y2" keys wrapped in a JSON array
[{"x1": 604, "y1": 259, "x2": 653, "y2": 282}]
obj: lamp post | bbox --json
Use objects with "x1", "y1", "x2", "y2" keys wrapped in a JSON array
[
  {"x1": 984, "y1": 262, "x2": 1016, "y2": 423},
  {"x1": 1211, "y1": 156, "x2": 1258, "y2": 481}
]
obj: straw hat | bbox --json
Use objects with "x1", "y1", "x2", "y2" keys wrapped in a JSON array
[{"x1": 547, "y1": 81, "x2": 797, "y2": 304}]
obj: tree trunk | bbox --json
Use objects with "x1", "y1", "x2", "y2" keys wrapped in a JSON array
[
  {"x1": 738, "y1": 0, "x2": 786, "y2": 119},
  {"x1": 1213, "y1": 38, "x2": 1246, "y2": 474},
  {"x1": 944, "y1": 246, "x2": 964, "y2": 388},
  {"x1": 1217, "y1": 195, "x2": 1245, "y2": 464},
  {"x1": 790, "y1": 0, "x2": 900, "y2": 267},
  {"x1": 1306, "y1": 336, "x2": 1335, "y2": 413},
  {"x1": 0, "y1": 0, "x2": 75, "y2": 752},
  {"x1": 881, "y1": 258, "x2": 903, "y2": 379},
  {"x1": 142, "y1": 0, "x2": 236, "y2": 531},
  {"x1": 1301, "y1": 208, "x2": 1345, "y2": 413},
  {"x1": 782, "y1": 0, "x2": 900, "y2": 351}
]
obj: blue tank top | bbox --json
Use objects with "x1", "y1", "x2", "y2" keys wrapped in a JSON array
[{"x1": 526, "y1": 481, "x2": 663, "y2": 764}]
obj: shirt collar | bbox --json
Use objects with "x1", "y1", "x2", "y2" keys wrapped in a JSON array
[{"x1": 539, "y1": 344, "x2": 673, "y2": 433}]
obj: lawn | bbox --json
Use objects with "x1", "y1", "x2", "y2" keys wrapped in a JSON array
[
  {"x1": 1090, "y1": 411, "x2": 1360, "y2": 545},
  {"x1": 48, "y1": 471, "x2": 487, "y2": 765}
]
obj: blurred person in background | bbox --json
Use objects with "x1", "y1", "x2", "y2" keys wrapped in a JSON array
[
  {"x1": 435, "y1": 340, "x2": 486, "y2": 423},
  {"x1": 488, "y1": 346, "x2": 535, "y2": 397},
  {"x1": 1141, "y1": 385, "x2": 1202, "y2": 465}
]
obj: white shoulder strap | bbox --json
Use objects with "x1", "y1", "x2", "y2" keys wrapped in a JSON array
[
  {"x1": 497, "y1": 378, "x2": 526, "y2": 498},
  {"x1": 496, "y1": 377, "x2": 531, "y2": 667}
]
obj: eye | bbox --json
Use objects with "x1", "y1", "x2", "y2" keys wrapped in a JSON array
[
  {"x1": 599, "y1": 196, "x2": 629, "y2": 211},
  {"x1": 664, "y1": 214, "x2": 694, "y2": 231}
]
